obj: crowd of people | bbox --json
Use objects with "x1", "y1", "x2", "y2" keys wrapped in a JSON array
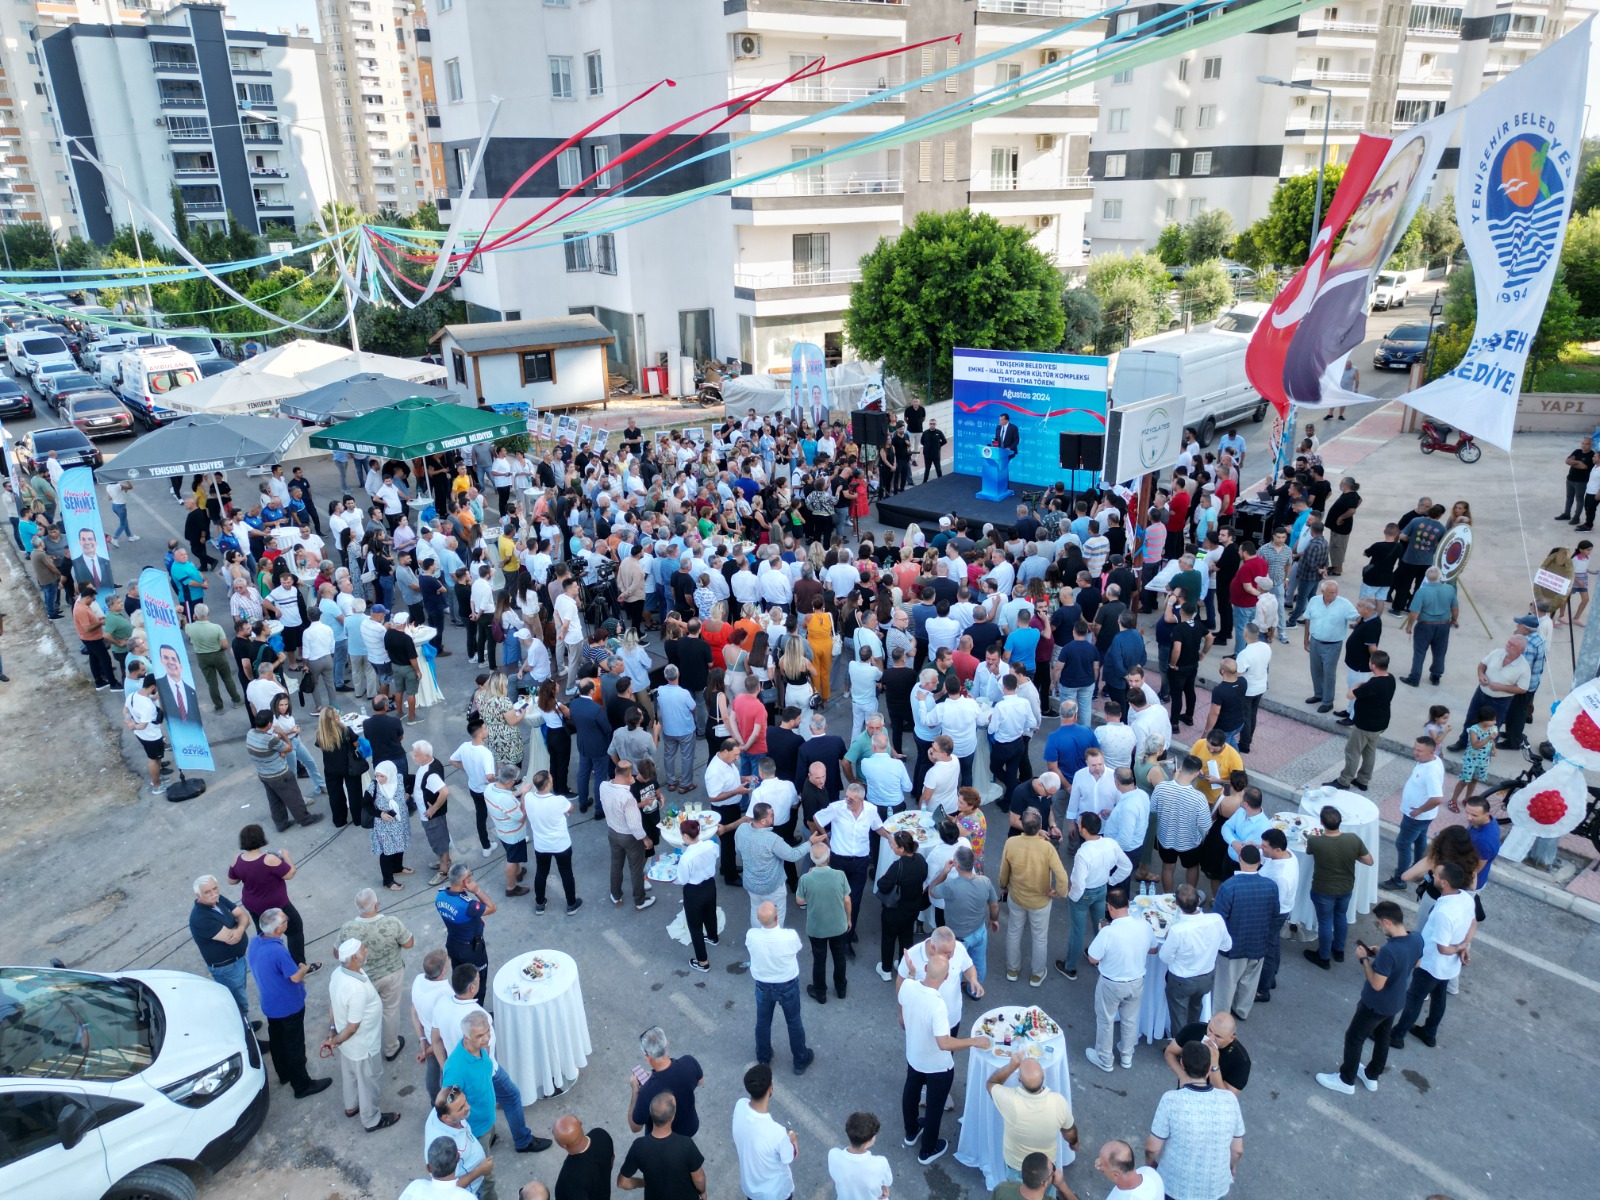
[{"x1": 9, "y1": 403, "x2": 1522, "y2": 1200}]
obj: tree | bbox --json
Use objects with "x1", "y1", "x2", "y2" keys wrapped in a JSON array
[
  {"x1": 1561, "y1": 210, "x2": 1600, "y2": 324},
  {"x1": 1173, "y1": 259, "x2": 1234, "y2": 324},
  {"x1": 320, "y1": 201, "x2": 372, "y2": 232},
  {"x1": 376, "y1": 207, "x2": 409, "y2": 228},
  {"x1": 1155, "y1": 224, "x2": 1186, "y2": 267},
  {"x1": 412, "y1": 201, "x2": 442, "y2": 233},
  {"x1": 1385, "y1": 209, "x2": 1426, "y2": 271},
  {"x1": 1257, "y1": 163, "x2": 1347, "y2": 267},
  {"x1": 1575, "y1": 157, "x2": 1600, "y2": 217},
  {"x1": 1085, "y1": 249, "x2": 1169, "y2": 309},
  {"x1": 844, "y1": 209, "x2": 1065, "y2": 401},
  {"x1": 1059, "y1": 284, "x2": 1102, "y2": 353},
  {"x1": 1229, "y1": 219, "x2": 1272, "y2": 272},
  {"x1": 1184, "y1": 209, "x2": 1234, "y2": 264},
  {"x1": 170, "y1": 184, "x2": 190, "y2": 249},
  {"x1": 1420, "y1": 197, "x2": 1460, "y2": 261},
  {"x1": 1526, "y1": 273, "x2": 1584, "y2": 387},
  {"x1": 1441, "y1": 261, "x2": 1477, "y2": 328},
  {"x1": 1095, "y1": 276, "x2": 1166, "y2": 351},
  {"x1": 0, "y1": 223, "x2": 62, "y2": 271}
]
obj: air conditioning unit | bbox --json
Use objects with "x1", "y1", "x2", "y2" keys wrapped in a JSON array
[
  {"x1": 732, "y1": 33, "x2": 763, "y2": 61},
  {"x1": 1035, "y1": 134, "x2": 1057, "y2": 152},
  {"x1": 1040, "y1": 49, "x2": 1061, "y2": 66},
  {"x1": 1033, "y1": 214, "x2": 1053, "y2": 230}
]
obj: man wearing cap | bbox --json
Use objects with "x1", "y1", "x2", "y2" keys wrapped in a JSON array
[{"x1": 323, "y1": 940, "x2": 401, "y2": 1131}]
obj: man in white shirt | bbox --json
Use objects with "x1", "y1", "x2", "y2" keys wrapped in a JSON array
[
  {"x1": 1066, "y1": 750, "x2": 1119, "y2": 834},
  {"x1": 826, "y1": 552, "x2": 861, "y2": 605},
  {"x1": 815, "y1": 785, "x2": 884, "y2": 949},
  {"x1": 1126, "y1": 689, "x2": 1172, "y2": 757},
  {"x1": 552, "y1": 577, "x2": 585, "y2": 690},
  {"x1": 899, "y1": 954, "x2": 992, "y2": 1165},
  {"x1": 731, "y1": 1064, "x2": 798, "y2": 1200},
  {"x1": 745, "y1": 901, "x2": 813, "y2": 1074},
  {"x1": 988, "y1": 674, "x2": 1038, "y2": 799},
  {"x1": 1090, "y1": 1139, "x2": 1165, "y2": 1199},
  {"x1": 323, "y1": 939, "x2": 397, "y2": 1132},
  {"x1": 410, "y1": 948, "x2": 454, "y2": 1099},
  {"x1": 827, "y1": 1112, "x2": 894, "y2": 1200},
  {"x1": 895, "y1": 927, "x2": 982, "y2": 1031},
  {"x1": 1095, "y1": 704, "x2": 1138, "y2": 770},
  {"x1": 1234, "y1": 622, "x2": 1272, "y2": 754},
  {"x1": 450, "y1": 724, "x2": 499, "y2": 863},
  {"x1": 1058, "y1": 812, "x2": 1133, "y2": 981},
  {"x1": 1382, "y1": 736, "x2": 1447, "y2": 891},
  {"x1": 1101, "y1": 768, "x2": 1151, "y2": 862},
  {"x1": 400, "y1": 1136, "x2": 478, "y2": 1200},
  {"x1": 919, "y1": 735, "x2": 961, "y2": 812},
  {"x1": 525, "y1": 771, "x2": 581, "y2": 915},
  {"x1": 1256, "y1": 827, "x2": 1298, "y2": 1004},
  {"x1": 1084, "y1": 887, "x2": 1157, "y2": 1071},
  {"x1": 932, "y1": 679, "x2": 985, "y2": 784},
  {"x1": 1159, "y1": 884, "x2": 1232, "y2": 1037},
  {"x1": 1389, "y1": 861, "x2": 1475, "y2": 1049}
]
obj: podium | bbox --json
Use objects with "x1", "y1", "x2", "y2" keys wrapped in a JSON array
[{"x1": 978, "y1": 445, "x2": 1013, "y2": 502}]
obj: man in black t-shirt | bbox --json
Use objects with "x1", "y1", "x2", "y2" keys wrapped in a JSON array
[
  {"x1": 1360, "y1": 524, "x2": 1404, "y2": 605},
  {"x1": 1331, "y1": 650, "x2": 1395, "y2": 792},
  {"x1": 618, "y1": 1093, "x2": 706, "y2": 1200},
  {"x1": 1164, "y1": 1013, "x2": 1251, "y2": 1095},
  {"x1": 627, "y1": 1030, "x2": 705, "y2": 1136},
  {"x1": 1560, "y1": 436, "x2": 1594, "y2": 524},
  {"x1": 1167, "y1": 603, "x2": 1211, "y2": 726},
  {"x1": 554, "y1": 1116, "x2": 615, "y2": 1200},
  {"x1": 1337, "y1": 597, "x2": 1383, "y2": 726},
  {"x1": 1203, "y1": 658, "x2": 1249, "y2": 745}
]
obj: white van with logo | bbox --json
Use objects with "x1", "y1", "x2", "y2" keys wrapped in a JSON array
[
  {"x1": 1110, "y1": 331, "x2": 1267, "y2": 447},
  {"x1": 116, "y1": 345, "x2": 200, "y2": 428},
  {"x1": 0, "y1": 964, "x2": 269, "y2": 1200}
]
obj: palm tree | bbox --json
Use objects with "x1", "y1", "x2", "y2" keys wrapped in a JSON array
[
  {"x1": 375, "y1": 207, "x2": 409, "y2": 228},
  {"x1": 319, "y1": 200, "x2": 372, "y2": 232}
]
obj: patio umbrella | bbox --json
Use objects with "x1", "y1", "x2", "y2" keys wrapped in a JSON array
[
  {"x1": 97, "y1": 413, "x2": 305, "y2": 482},
  {"x1": 277, "y1": 372, "x2": 457, "y2": 425},
  {"x1": 308, "y1": 395, "x2": 523, "y2": 461}
]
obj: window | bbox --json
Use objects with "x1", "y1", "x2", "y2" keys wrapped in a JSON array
[
  {"x1": 1192, "y1": 151, "x2": 1212, "y2": 176},
  {"x1": 564, "y1": 232, "x2": 593, "y2": 272},
  {"x1": 1315, "y1": 56, "x2": 1331, "y2": 74},
  {"x1": 544, "y1": 0, "x2": 568, "y2": 6},
  {"x1": 1189, "y1": 198, "x2": 1206, "y2": 218},
  {"x1": 1173, "y1": 106, "x2": 1185, "y2": 130},
  {"x1": 585, "y1": 51, "x2": 603, "y2": 96},
  {"x1": 1102, "y1": 199, "x2": 1122, "y2": 221},
  {"x1": 995, "y1": 62, "x2": 1022, "y2": 87},
  {"x1": 943, "y1": 140, "x2": 957, "y2": 182},
  {"x1": 556, "y1": 146, "x2": 582, "y2": 189},
  {"x1": 520, "y1": 350, "x2": 555, "y2": 385},
  {"x1": 1104, "y1": 153, "x2": 1126, "y2": 178},
  {"x1": 452, "y1": 350, "x2": 467, "y2": 384},
  {"x1": 921, "y1": 46, "x2": 934, "y2": 92},
  {"x1": 792, "y1": 232, "x2": 830, "y2": 282},
  {"x1": 918, "y1": 140, "x2": 932, "y2": 183},
  {"x1": 437, "y1": 0, "x2": 454, "y2": 10},
  {"x1": 1197, "y1": 105, "x2": 1216, "y2": 129},
  {"x1": 1108, "y1": 108, "x2": 1129, "y2": 132},
  {"x1": 1111, "y1": 69, "x2": 1132, "y2": 85},
  {"x1": 679, "y1": 310, "x2": 714, "y2": 361},
  {"x1": 33, "y1": 83, "x2": 46, "y2": 96},
  {"x1": 549, "y1": 56, "x2": 573, "y2": 99},
  {"x1": 236, "y1": 82, "x2": 274, "y2": 107},
  {"x1": 453, "y1": 146, "x2": 474, "y2": 192},
  {"x1": 1165, "y1": 197, "x2": 1177, "y2": 220},
  {"x1": 1178, "y1": 58, "x2": 1188, "y2": 82},
  {"x1": 1203, "y1": 56, "x2": 1221, "y2": 80},
  {"x1": 596, "y1": 233, "x2": 617, "y2": 275},
  {"x1": 592, "y1": 144, "x2": 612, "y2": 188},
  {"x1": 443, "y1": 58, "x2": 462, "y2": 102},
  {"x1": 1170, "y1": 151, "x2": 1181, "y2": 175},
  {"x1": 946, "y1": 48, "x2": 959, "y2": 92},
  {"x1": 990, "y1": 146, "x2": 1018, "y2": 189},
  {"x1": 1114, "y1": 11, "x2": 1136, "y2": 33}
]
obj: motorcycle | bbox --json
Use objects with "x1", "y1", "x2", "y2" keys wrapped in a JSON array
[{"x1": 1418, "y1": 419, "x2": 1481, "y2": 463}]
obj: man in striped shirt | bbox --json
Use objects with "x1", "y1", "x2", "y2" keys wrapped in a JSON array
[{"x1": 1151, "y1": 756, "x2": 1210, "y2": 894}]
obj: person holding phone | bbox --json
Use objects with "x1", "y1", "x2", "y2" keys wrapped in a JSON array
[{"x1": 1315, "y1": 899, "x2": 1421, "y2": 1094}]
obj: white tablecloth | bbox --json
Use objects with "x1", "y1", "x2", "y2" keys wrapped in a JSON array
[
  {"x1": 875, "y1": 810, "x2": 937, "y2": 878},
  {"x1": 1288, "y1": 788, "x2": 1381, "y2": 940},
  {"x1": 1134, "y1": 896, "x2": 1212, "y2": 1044},
  {"x1": 955, "y1": 1005, "x2": 1075, "y2": 1188},
  {"x1": 408, "y1": 496, "x2": 433, "y2": 525},
  {"x1": 492, "y1": 949, "x2": 592, "y2": 1100},
  {"x1": 408, "y1": 626, "x2": 445, "y2": 708}
]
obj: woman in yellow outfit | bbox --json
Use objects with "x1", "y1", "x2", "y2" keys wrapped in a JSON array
[{"x1": 804, "y1": 595, "x2": 835, "y2": 703}]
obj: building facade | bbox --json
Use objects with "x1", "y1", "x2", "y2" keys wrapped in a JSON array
[
  {"x1": 1086, "y1": 0, "x2": 1597, "y2": 256},
  {"x1": 428, "y1": 0, "x2": 1099, "y2": 383},
  {"x1": 40, "y1": 2, "x2": 334, "y2": 246}
]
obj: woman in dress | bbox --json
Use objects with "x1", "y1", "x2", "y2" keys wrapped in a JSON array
[
  {"x1": 1199, "y1": 769, "x2": 1250, "y2": 901},
  {"x1": 722, "y1": 628, "x2": 750, "y2": 704},
  {"x1": 367, "y1": 762, "x2": 411, "y2": 891},
  {"x1": 876, "y1": 830, "x2": 929, "y2": 979},
  {"x1": 476, "y1": 671, "x2": 525, "y2": 772},
  {"x1": 314, "y1": 706, "x2": 366, "y2": 828},
  {"x1": 778, "y1": 635, "x2": 817, "y2": 713},
  {"x1": 536, "y1": 679, "x2": 572, "y2": 794},
  {"x1": 748, "y1": 630, "x2": 774, "y2": 715},
  {"x1": 268, "y1": 693, "x2": 326, "y2": 795},
  {"x1": 704, "y1": 666, "x2": 733, "y2": 762},
  {"x1": 228, "y1": 823, "x2": 319, "y2": 970},
  {"x1": 954, "y1": 786, "x2": 988, "y2": 873},
  {"x1": 804, "y1": 596, "x2": 835, "y2": 704}
]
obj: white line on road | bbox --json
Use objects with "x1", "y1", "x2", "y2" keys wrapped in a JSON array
[
  {"x1": 602, "y1": 928, "x2": 646, "y2": 968},
  {"x1": 668, "y1": 991, "x2": 716, "y2": 1035},
  {"x1": 1306, "y1": 1095, "x2": 1492, "y2": 1200},
  {"x1": 781, "y1": 1093, "x2": 840, "y2": 1148},
  {"x1": 1391, "y1": 894, "x2": 1600, "y2": 997}
]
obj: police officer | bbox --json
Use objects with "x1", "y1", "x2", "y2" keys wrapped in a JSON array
[{"x1": 434, "y1": 864, "x2": 497, "y2": 1002}]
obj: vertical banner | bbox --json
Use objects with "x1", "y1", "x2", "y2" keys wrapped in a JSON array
[
  {"x1": 791, "y1": 342, "x2": 829, "y2": 430},
  {"x1": 951, "y1": 349, "x2": 1109, "y2": 490},
  {"x1": 1405, "y1": 23, "x2": 1591, "y2": 449},
  {"x1": 59, "y1": 466, "x2": 115, "y2": 598},
  {"x1": 138, "y1": 567, "x2": 216, "y2": 772}
]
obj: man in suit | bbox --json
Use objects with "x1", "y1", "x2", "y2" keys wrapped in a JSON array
[
  {"x1": 71, "y1": 528, "x2": 114, "y2": 591},
  {"x1": 570, "y1": 677, "x2": 613, "y2": 815},
  {"x1": 155, "y1": 643, "x2": 203, "y2": 727},
  {"x1": 993, "y1": 413, "x2": 1020, "y2": 454}
]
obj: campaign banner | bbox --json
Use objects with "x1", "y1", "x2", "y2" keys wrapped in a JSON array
[
  {"x1": 1405, "y1": 24, "x2": 1590, "y2": 450},
  {"x1": 138, "y1": 566, "x2": 215, "y2": 772},
  {"x1": 59, "y1": 466, "x2": 115, "y2": 598},
  {"x1": 951, "y1": 348, "x2": 1109, "y2": 491},
  {"x1": 791, "y1": 342, "x2": 829, "y2": 430}
]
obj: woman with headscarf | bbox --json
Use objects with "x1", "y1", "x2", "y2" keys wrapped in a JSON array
[{"x1": 368, "y1": 762, "x2": 411, "y2": 891}]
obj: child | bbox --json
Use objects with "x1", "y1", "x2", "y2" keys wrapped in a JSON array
[
  {"x1": 1450, "y1": 705, "x2": 1499, "y2": 813},
  {"x1": 828, "y1": 1111, "x2": 893, "y2": 1200},
  {"x1": 1424, "y1": 705, "x2": 1452, "y2": 751},
  {"x1": 1560, "y1": 540, "x2": 1592, "y2": 627}
]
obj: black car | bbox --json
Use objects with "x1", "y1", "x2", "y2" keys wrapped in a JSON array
[
  {"x1": 41, "y1": 370, "x2": 100, "y2": 413},
  {"x1": 63, "y1": 389, "x2": 135, "y2": 438},
  {"x1": 0, "y1": 376, "x2": 31, "y2": 416},
  {"x1": 18, "y1": 425, "x2": 101, "y2": 471},
  {"x1": 198, "y1": 358, "x2": 237, "y2": 379},
  {"x1": 1373, "y1": 322, "x2": 1432, "y2": 370}
]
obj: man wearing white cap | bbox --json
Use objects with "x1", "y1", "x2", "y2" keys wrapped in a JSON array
[{"x1": 323, "y1": 939, "x2": 401, "y2": 1132}]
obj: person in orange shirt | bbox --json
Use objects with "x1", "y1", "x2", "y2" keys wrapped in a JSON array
[{"x1": 74, "y1": 583, "x2": 118, "y2": 690}]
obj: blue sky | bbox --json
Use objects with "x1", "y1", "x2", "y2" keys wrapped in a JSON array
[{"x1": 228, "y1": 0, "x2": 319, "y2": 35}]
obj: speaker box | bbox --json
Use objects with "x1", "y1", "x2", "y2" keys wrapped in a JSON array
[
  {"x1": 1059, "y1": 433, "x2": 1106, "y2": 471},
  {"x1": 852, "y1": 409, "x2": 889, "y2": 447}
]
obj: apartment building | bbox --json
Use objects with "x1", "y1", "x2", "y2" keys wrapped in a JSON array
[
  {"x1": 1086, "y1": 0, "x2": 1597, "y2": 256},
  {"x1": 40, "y1": 2, "x2": 335, "y2": 246},
  {"x1": 428, "y1": 0, "x2": 1100, "y2": 382},
  {"x1": 316, "y1": 0, "x2": 435, "y2": 217}
]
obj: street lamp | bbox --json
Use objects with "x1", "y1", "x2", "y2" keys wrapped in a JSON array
[
  {"x1": 238, "y1": 107, "x2": 361, "y2": 351},
  {"x1": 66, "y1": 138, "x2": 153, "y2": 314}
]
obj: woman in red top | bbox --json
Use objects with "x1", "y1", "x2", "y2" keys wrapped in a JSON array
[
  {"x1": 228, "y1": 823, "x2": 319, "y2": 971},
  {"x1": 849, "y1": 469, "x2": 870, "y2": 537}
]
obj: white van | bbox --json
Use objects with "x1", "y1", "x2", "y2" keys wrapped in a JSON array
[
  {"x1": 1110, "y1": 331, "x2": 1267, "y2": 446},
  {"x1": 0, "y1": 964, "x2": 269, "y2": 1200},
  {"x1": 116, "y1": 345, "x2": 200, "y2": 428},
  {"x1": 11, "y1": 333, "x2": 76, "y2": 383}
]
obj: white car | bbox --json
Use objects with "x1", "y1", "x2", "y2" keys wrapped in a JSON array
[
  {"x1": 1210, "y1": 301, "x2": 1270, "y2": 337},
  {"x1": 0, "y1": 964, "x2": 269, "y2": 1200},
  {"x1": 1369, "y1": 270, "x2": 1409, "y2": 311}
]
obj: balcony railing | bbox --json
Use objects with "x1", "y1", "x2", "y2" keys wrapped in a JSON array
[
  {"x1": 732, "y1": 174, "x2": 902, "y2": 197},
  {"x1": 734, "y1": 266, "x2": 863, "y2": 288},
  {"x1": 1504, "y1": 27, "x2": 1544, "y2": 39},
  {"x1": 760, "y1": 82, "x2": 903, "y2": 103},
  {"x1": 972, "y1": 173, "x2": 1094, "y2": 191},
  {"x1": 1302, "y1": 20, "x2": 1379, "y2": 33},
  {"x1": 1298, "y1": 71, "x2": 1369, "y2": 82},
  {"x1": 159, "y1": 95, "x2": 207, "y2": 108},
  {"x1": 977, "y1": 0, "x2": 1100, "y2": 16},
  {"x1": 151, "y1": 56, "x2": 199, "y2": 73},
  {"x1": 1399, "y1": 73, "x2": 1453, "y2": 85},
  {"x1": 250, "y1": 166, "x2": 289, "y2": 178},
  {"x1": 1286, "y1": 120, "x2": 1367, "y2": 131},
  {"x1": 173, "y1": 166, "x2": 218, "y2": 177}
]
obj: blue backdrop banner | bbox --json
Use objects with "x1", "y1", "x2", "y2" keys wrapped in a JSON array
[
  {"x1": 138, "y1": 567, "x2": 216, "y2": 772},
  {"x1": 791, "y1": 342, "x2": 829, "y2": 430},
  {"x1": 951, "y1": 348, "x2": 1109, "y2": 491},
  {"x1": 59, "y1": 466, "x2": 116, "y2": 599}
]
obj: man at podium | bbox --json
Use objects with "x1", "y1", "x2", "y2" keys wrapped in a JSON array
[
  {"x1": 993, "y1": 413, "x2": 1020, "y2": 453},
  {"x1": 980, "y1": 413, "x2": 1016, "y2": 502}
]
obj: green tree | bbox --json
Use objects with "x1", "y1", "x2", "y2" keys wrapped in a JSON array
[
  {"x1": 1441, "y1": 262, "x2": 1477, "y2": 328},
  {"x1": 1059, "y1": 284, "x2": 1102, "y2": 353},
  {"x1": 170, "y1": 184, "x2": 190, "y2": 248},
  {"x1": 844, "y1": 209, "x2": 1065, "y2": 401},
  {"x1": 1173, "y1": 259, "x2": 1234, "y2": 324},
  {"x1": 1561, "y1": 210, "x2": 1600, "y2": 324},
  {"x1": 1258, "y1": 163, "x2": 1347, "y2": 267},
  {"x1": 0, "y1": 222, "x2": 62, "y2": 271},
  {"x1": 376, "y1": 207, "x2": 409, "y2": 228},
  {"x1": 1085, "y1": 249, "x2": 1169, "y2": 309},
  {"x1": 224, "y1": 213, "x2": 261, "y2": 265},
  {"x1": 1420, "y1": 197, "x2": 1460, "y2": 261},
  {"x1": 412, "y1": 201, "x2": 442, "y2": 232},
  {"x1": 1385, "y1": 209, "x2": 1426, "y2": 271},
  {"x1": 1154, "y1": 223, "x2": 1186, "y2": 267},
  {"x1": 1095, "y1": 276, "x2": 1166, "y2": 351},
  {"x1": 1184, "y1": 209, "x2": 1234, "y2": 264},
  {"x1": 1229, "y1": 219, "x2": 1272, "y2": 272},
  {"x1": 1574, "y1": 157, "x2": 1600, "y2": 217},
  {"x1": 320, "y1": 200, "x2": 372, "y2": 231},
  {"x1": 1526, "y1": 274, "x2": 1584, "y2": 388},
  {"x1": 1424, "y1": 322, "x2": 1471, "y2": 382}
]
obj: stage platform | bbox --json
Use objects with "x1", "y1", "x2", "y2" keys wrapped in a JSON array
[{"x1": 875, "y1": 473, "x2": 1029, "y2": 536}]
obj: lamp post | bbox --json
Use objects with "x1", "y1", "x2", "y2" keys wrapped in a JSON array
[
  {"x1": 238, "y1": 107, "x2": 361, "y2": 351},
  {"x1": 66, "y1": 139, "x2": 153, "y2": 314}
]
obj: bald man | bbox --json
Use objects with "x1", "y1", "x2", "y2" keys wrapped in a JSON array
[
  {"x1": 900, "y1": 953, "x2": 992, "y2": 1165},
  {"x1": 554, "y1": 1114, "x2": 615, "y2": 1200},
  {"x1": 1094, "y1": 1138, "x2": 1164, "y2": 1197},
  {"x1": 986, "y1": 1050, "x2": 1078, "y2": 1182},
  {"x1": 1163, "y1": 1011, "x2": 1251, "y2": 1096}
]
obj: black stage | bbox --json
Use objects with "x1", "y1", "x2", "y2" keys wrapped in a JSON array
[{"x1": 875, "y1": 473, "x2": 1029, "y2": 535}]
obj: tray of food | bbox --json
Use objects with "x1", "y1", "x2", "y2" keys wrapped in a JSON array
[
  {"x1": 660, "y1": 807, "x2": 715, "y2": 836},
  {"x1": 1269, "y1": 812, "x2": 1314, "y2": 848},
  {"x1": 646, "y1": 852, "x2": 681, "y2": 883},
  {"x1": 521, "y1": 955, "x2": 558, "y2": 982},
  {"x1": 1133, "y1": 893, "x2": 1179, "y2": 914},
  {"x1": 883, "y1": 810, "x2": 932, "y2": 843},
  {"x1": 976, "y1": 1007, "x2": 1062, "y2": 1049}
]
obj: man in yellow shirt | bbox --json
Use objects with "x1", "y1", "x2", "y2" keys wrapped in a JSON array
[
  {"x1": 986, "y1": 1052, "x2": 1078, "y2": 1182},
  {"x1": 999, "y1": 811, "x2": 1070, "y2": 987},
  {"x1": 1190, "y1": 729, "x2": 1242, "y2": 805}
]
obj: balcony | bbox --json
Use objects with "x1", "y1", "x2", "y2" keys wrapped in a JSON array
[
  {"x1": 723, "y1": 0, "x2": 907, "y2": 39},
  {"x1": 734, "y1": 265, "x2": 861, "y2": 289},
  {"x1": 255, "y1": 201, "x2": 295, "y2": 213},
  {"x1": 734, "y1": 173, "x2": 901, "y2": 198},
  {"x1": 1285, "y1": 120, "x2": 1366, "y2": 133},
  {"x1": 977, "y1": 0, "x2": 1100, "y2": 16},
  {"x1": 165, "y1": 119, "x2": 212, "y2": 143},
  {"x1": 158, "y1": 94, "x2": 207, "y2": 109},
  {"x1": 243, "y1": 130, "x2": 283, "y2": 144},
  {"x1": 970, "y1": 173, "x2": 1092, "y2": 204},
  {"x1": 173, "y1": 166, "x2": 218, "y2": 178},
  {"x1": 151, "y1": 55, "x2": 200, "y2": 75},
  {"x1": 250, "y1": 165, "x2": 289, "y2": 178}
]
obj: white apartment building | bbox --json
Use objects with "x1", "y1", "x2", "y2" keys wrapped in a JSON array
[
  {"x1": 316, "y1": 0, "x2": 436, "y2": 217},
  {"x1": 40, "y1": 2, "x2": 335, "y2": 246},
  {"x1": 1086, "y1": 0, "x2": 1597, "y2": 256},
  {"x1": 428, "y1": 0, "x2": 1100, "y2": 383}
]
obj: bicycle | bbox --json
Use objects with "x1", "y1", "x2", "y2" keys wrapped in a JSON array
[{"x1": 1480, "y1": 740, "x2": 1600, "y2": 858}]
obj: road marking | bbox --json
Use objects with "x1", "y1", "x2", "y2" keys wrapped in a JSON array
[
  {"x1": 1306, "y1": 1095, "x2": 1492, "y2": 1200},
  {"x1": 781, "y1": 1093, "x2": 839, "y2": 1147},
  {"x1": 668, "y1": 991, "x2": 715, "y2": 1035},
  {"x1": 1391, "y1": 894, "x2": 1600, "y2": 997},
  {"x1": 602, "y1": 928, "x2": 646, "y2": 968}
]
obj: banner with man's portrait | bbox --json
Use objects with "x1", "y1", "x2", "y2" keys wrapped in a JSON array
[
  {"x1": 138, "y1": 567, "x2": 215, "y2": 772},
  {"x1": 59, "y1": 466, "x2": 115, "y2": 598}
]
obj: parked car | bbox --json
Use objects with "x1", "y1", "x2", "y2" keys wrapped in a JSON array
[
  {"x1": 1369, "y1": 270, "x2": 1410, "y2": 311},
  {"x1": 40, "y1": 369, "x2": 99, "y2": 412},
  {"x1": 1210, "y1": 301, "x2": 1269, "y2": 337},
  {"x1": 1373, "y1": 321, "x2": 1433, "y2": 370},
  {"x1": 64, "y1": 389, "x2": 135, "y2": 438},
  {"x1": 12, "y1": 334, "x2": 77, "y2": 382},
  {"x1": 197, "y1": 358, "x2": 237, "y2": 379},
  {"x1": 16, "y1": 425, "x2": 102, "y2": 471},
  {"x1": 0, "y1": 375, "x2": 32, "y2": 416},
  {"x1": 33, "y1": 362, "x2": 83, "y2": 403},
  {"x1": 0, "y1": 964, "x2": 269, "y2": 1200},
  {"x1": 1221, "y1": 261, "x2": 1258, "y2": 282}
]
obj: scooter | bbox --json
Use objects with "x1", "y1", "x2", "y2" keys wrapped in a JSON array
[{"x1": 1418, "y1": 419, "x2": 1482, "y2": 463}]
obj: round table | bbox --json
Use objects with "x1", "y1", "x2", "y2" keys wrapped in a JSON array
[
  {"x1": 954, "y1": 1004, "x2": 1075, "y2": 1188},
  {"x1": 660, "y1": 805, "x2": 718, "y2": 850},
  {"x1": 491, "y1": 950, "x2": 592, "y2": 1101},
  {"x1": 407, "y1": 496, "x2": 433, "y2": 526},
  {"x1": 270, "y1": 527, "x2": 301, "y2": 553},
  {"x1": 1288, "y1": 788, "x2": 1381, "y2": 940},
  {"x1": 1133, "y1": 894, "x2": 1213, "y2": 1044},
  {"x1": 875, "y1": 810, "x2": 937, "y2": 878}
]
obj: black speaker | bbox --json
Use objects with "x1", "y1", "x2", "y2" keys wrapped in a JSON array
[
  {"x1": 852, "y1": 409, "x2": 889, "y2": 447},
  {"x1": 1059, "y1": 433, "x2": 1106, "y2": 471}
]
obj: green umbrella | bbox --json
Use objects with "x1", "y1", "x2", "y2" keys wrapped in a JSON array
[{"x1": 308, "y1": 395, "x2": 522, "y2": 460}]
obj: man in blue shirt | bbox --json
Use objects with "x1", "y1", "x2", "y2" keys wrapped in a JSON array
[
  {"x1": 1300, "y1": 579, "x2": 1359, "y2": 713},
  {"x1": 436, "y1": 865, "x2": 496, "y2": 1002},
  {"x1": 1100, "y1": 610, "x2": 1147, "y2": 714},
  {"x1": 246, "y1": 907, "x2": 332, "y2": 1098},
  {"x1": 1316, "y1": 899, "x2": 1421, "y2": 1094},
  {"x1": 657, "y1": 666, "x2": 698, "y2": 792},
  {"x1": 1463, "y1": 796, "x2": 1502, "y2": 889},
  {"x1": 1043, "y1": 705, "x2": 1096, "y2": 782},
  {"x1": 1056, "y1": 619, "x2": 1100, "y2": 721},
  {"x1": 1212, "y1": 844, "x2": 1281, "y2": 1020},
  {"x1": 1219, "y1": 786, "x2": 1271, "y2": 863}
]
